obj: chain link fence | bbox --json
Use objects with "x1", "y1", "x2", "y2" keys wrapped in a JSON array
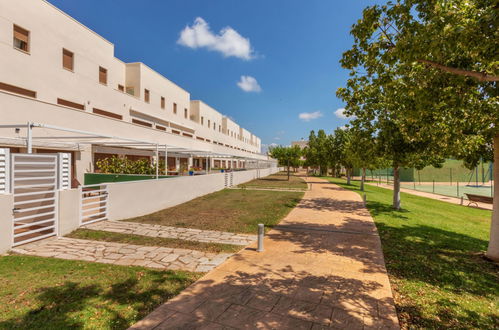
[{"x1": 356, "y1": 160, "x2": 494, "y2": 199}]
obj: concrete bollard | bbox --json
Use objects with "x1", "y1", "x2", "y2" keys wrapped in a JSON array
[
  {"x1": 363, "y1": 193, "x2": 367, "y2": 204},
  {"x1": 257, "y1": 224, "x2": 264, "y2": 252}
]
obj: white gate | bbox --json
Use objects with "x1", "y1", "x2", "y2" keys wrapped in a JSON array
[
  {"x1": 79, "y1": 184, "x2": 108, "y2": 225},
  {"x1": 224, "y1": 172, "x2": 234, "y2": 187},
  {"x1": 11, "y1": 153, "x2": 58, "y2": 246}
]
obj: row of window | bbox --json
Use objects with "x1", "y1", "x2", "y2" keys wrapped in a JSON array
[{"x1": 11, "y1": 24, "x2": 259, "y2": 148}]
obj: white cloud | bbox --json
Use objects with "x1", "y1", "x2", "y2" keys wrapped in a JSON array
[
  {"x1": 177, "y1": 17, "x2": 255, "y2": 60},
  {"x1": 237, "y1": 75, "x2": 262, "y2": 92},
  {"x1": 334, "y1": 108, "x2": 348, "y2": 119},
  {"x1": 299, "y1": 111, "x2": 323, "y2": 122}
]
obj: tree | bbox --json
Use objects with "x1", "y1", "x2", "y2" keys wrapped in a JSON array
[
  {"x1": 345, "y1": 127, "x2": 385, "y2": 191},
  {"x1": 304, "y1": 130, "x2": 330, "y2": 175},
  {"x1": 339, "y1": 0, "x2": 498, "y2": 259},
  {"x1": 269, "y1": 145, "x2": 302, "y2": 180}
]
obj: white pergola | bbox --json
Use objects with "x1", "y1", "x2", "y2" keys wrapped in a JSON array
[{"x1": 0, "y1": 122, "x2": 274, "y2": 179}]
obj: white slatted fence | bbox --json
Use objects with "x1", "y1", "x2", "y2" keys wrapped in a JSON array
[
  {"x1": 79, "y1": 184, "x2": 108, "y2": 225},
  {"x1": 11, "y1": 153, "x2": 58, "y2": 246}
]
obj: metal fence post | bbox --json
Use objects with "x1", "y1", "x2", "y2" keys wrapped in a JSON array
[
  {"x1": 432, "y1": 179, "x2": 435, "y2": 193},
  {"x1": 257, "y1": 224, "x2": 264, "y2": 252}
]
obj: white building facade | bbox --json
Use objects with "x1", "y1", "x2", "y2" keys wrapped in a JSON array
[{"x1": 0, "y1": 0, "x2": 266, "y2": 185}]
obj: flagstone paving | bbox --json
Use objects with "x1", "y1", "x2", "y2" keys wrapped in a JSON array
[
  {"x1": 83, "y1": 220, "x2": 257, "y2": 246},
  {"x1": 11, "y1": 237, "x2": 232, "y2": 272},
  {"x1": 130, "y1": 175, "x2": 399, "y2": 329}
]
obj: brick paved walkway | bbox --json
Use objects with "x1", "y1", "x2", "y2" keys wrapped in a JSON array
[
  {"x1": 130, "y1": 176, "x2": 399, "y2": 329},
  {"x1": 83, "y1": 220, "x2": 257, "y2": 246},
  {"x1": 12, "y1": 237, "x2": 232, "y2": 272}
]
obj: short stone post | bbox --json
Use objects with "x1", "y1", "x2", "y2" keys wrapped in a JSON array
[
  {"x1": 363, "y1": 193, "x2": 367, "y2": 204},
  {"x1": 257, "y1": 224, "x2": 264, "y2": 252}
]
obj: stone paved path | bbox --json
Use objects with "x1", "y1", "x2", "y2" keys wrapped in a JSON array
[
  {"x1": 12, "y1": 237, "x2": 232, "y2": 272},
  {"x1": 83, "y1": 220, "x2": 257, "y2": 246},
  {"x1": 130, "y1": 175, "x2": 399, "y2": 329}
]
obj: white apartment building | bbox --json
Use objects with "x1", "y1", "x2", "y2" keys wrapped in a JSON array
[{"x1": 0, "y1": 0, "x2": 266, "y2": 185}]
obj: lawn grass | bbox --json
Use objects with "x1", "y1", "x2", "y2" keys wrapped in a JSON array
[
  {"x1": 0, "y1": 255, "x2": 200, "y2": 330},
  {"x1": 323, "y1": 177, "x2": 499, "y2": 329},
  {"x1": 67, "y1": 229, "x2": 242, "y2": 254},
  {"x1": 238, "y1": 171, "x2": 307, "y2": 190},
  {"x1": 127, "y1": 189, "x2": 303, "y2": 234}
]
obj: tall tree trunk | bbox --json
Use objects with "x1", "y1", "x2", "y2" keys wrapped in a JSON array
[
  {"x1": 346, "y1": 168, "x2": 351, "y2": 185},
  {"x1": 287, "y1": 161, "x2": 290, "y2": 181},
  {"x1": 486, "y1": 134, "x2": 499, "y2": 261},
  {"x1": 393, "y1": 165, "x2": 401, "y2": 210},
  {"x1": 360, "y1": 167, "x2": 366, "y2": 191}
]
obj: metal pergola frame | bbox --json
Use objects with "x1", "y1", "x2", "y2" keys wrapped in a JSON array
[{"x1": 0, "y1": 122, "x2": 275, "y2": 179}]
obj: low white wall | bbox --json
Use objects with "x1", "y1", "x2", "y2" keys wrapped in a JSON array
[
  {"x1": 107, "y1": 168, "x2": 279, "y2": 220},
  {"x1": 108, "y1": 172, "x2": 226, "y2": 220},
  {"x1": 58, "y1": 189, "x2": 80, "y2": 236},
  {"x1": 0, "y1": 194, "x2": 13, "y2": 254}
]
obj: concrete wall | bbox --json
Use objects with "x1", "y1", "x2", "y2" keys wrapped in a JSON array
[
  {"x1": 58, "y1": 189, "x2": 80, "y2": 236},
  {"x1": 0, "y1": 194, "x2": 13, "y2": 254},
  {"x1": 107, "y1": 172, "x2": 226, "y2": 220},
  {"x1": 107, "y1": 167, "x2": 279, "y2": 220},
  {"x1": 0, "y1": 167, "x2": 280, "y2": 253}
]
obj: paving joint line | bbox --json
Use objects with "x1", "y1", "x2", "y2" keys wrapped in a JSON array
[{"x1": 274, "y1": 225, "x2": 378, "y2": 236}]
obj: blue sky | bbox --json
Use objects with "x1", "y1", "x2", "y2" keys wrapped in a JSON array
[{"x1": 47, "y1": 0, "x2": 382, "y2": 150}]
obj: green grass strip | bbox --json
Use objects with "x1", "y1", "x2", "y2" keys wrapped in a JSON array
[
  {"x1": 67, "y1": 229, "x2": 242, "y2": 254},
  {"x1": 323, "y1": 177, "x2": 498, "y2": 329}
]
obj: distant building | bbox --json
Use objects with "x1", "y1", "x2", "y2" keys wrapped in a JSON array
[{"x1": 291, "y1": 139, "x2": 308, "y2": 149}]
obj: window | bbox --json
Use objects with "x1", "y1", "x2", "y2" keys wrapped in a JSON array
[
  {"x1": 219, "y1": 125, "x2": 221, "y2": 132},
  {"x1": 99, "y1": 66, "x2": 107, "y2": 85},
  {"x1": 62, "y1": 49, "x2": 74, "y2": 71},
  {"x1": 93, "y1": 107, "x2": 122, "y2": 120},
  {"x1": 156, "y1": 125, "x2": 166, "y2": 131},
  {"x1": 201, "y1": 116, "x2": 204, "y2": 125},
  {"x1": 161, "y1": 97, "x2": 165, "y2": 109},
  {"x1": 184, "y1": 108, "x2": 188, "y2": 119},
  {"x1": 132, "y1": 118, "x2": 152, "y2": 127},
  {"x1": 172, "y1": 129, "x2": 180, "y2": 135},
  {"x1": 118, "y1": 84, "x2": 124, "y2": 92},
  {"x1": 126, "y1": 86, "x2": 134, "y2": 95},
  {"x1": 173, "y1": 103, "x2": 177, "y2": 114},
  {"x1": 144, "y1": 89, "x2": 150, "y2": 103},
  {"x1": 57, "y1": 98, "x2": 84, "y2": 110},
  {"x1": 208, "y1": 120, "x2": 211, "y2": 127},
  {"x1": 0, "y1": 82, "x2": 36, "y2": 98},
  {"x1": 13, "y1": 25, "x2": 29, "y2": 52},
  {"x1": 213, "y1": 122, "x2": 216, "y2": 130}
]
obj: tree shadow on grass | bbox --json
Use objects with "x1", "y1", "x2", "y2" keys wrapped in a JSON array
[{"x1": 0, "y1": 270, "x2": 191, "y2": 330}]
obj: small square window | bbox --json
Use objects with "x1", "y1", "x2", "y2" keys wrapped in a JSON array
[
  {"x1": 62, "y1": 49, "x2": 74, "y2": 71},
  {"x1": 144, "y1": 89, "x2": 150, "y2": 103},
  {"x1": 99, "y1": 66, "x2": 107, "y2": 85},
  {"x1": 118, "y1": 84, "x2": 124, "y2": 92},
  {"x1": 13, "y1": 25, "x2": 29, "y2": 53}
]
